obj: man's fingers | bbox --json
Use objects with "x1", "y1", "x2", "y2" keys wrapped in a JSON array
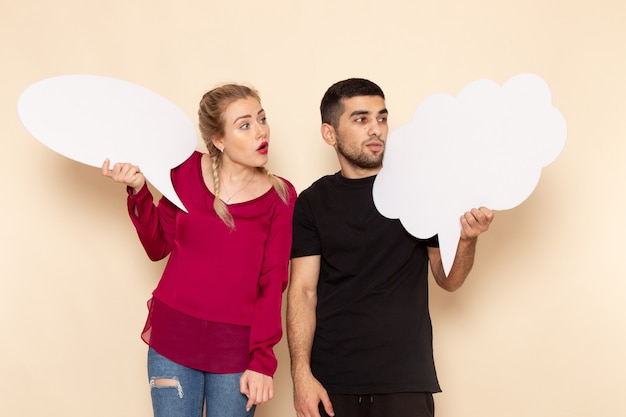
[{"x1": 320, "y1": 393, "x2": 335, "y2": 417}]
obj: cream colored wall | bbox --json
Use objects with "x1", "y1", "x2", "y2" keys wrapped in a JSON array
[{"x1": 1, "y1": 0, "x2": 624, "y2": 416}]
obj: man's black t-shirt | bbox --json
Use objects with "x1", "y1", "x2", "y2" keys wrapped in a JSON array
[{"x1": 291, "y1": 173, "x2": 441, "y2": 394}]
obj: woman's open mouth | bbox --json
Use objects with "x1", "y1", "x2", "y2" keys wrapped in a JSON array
[{"x1": 257, "y1": 141, "x2": 269, "y2": 154}]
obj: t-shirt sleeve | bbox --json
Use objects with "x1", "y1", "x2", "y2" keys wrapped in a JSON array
[
  {"x1": 424, "y1": 234, "x2": 439, "y2": 248},
  {"x1": 290, "y1": 192, "x2": 321, "y2": 259}
]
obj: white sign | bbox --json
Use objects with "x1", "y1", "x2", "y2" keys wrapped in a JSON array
[
  {"x1": 373, "y1": 73, "x2": 567, "y2": 275},
  {"x1": 18, "y1": 74, "x2": 198, "y2": 212}
]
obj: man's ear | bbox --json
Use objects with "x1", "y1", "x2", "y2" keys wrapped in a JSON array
[{"x1": 321, "y1": 123, "x2": 336, "y2": 146}]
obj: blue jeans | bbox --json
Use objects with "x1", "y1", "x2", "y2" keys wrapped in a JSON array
[{"x1": 148, "y1": 347, "x2": 255, "y2": 417}]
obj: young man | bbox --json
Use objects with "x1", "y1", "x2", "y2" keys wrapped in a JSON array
[{"x1": 287, "y1": 78, "x2": 493, "y2": 417}]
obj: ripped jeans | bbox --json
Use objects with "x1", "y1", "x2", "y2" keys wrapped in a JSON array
[{"x1": 148, "y1": 347, "x2": 255, "y2": 417}]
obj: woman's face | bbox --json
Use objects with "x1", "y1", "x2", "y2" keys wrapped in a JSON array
[{"x1": 213, "y1": 96, "x2": 270, "y2": 168}]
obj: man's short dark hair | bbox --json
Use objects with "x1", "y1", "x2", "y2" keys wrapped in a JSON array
[{"x1": 320, "y1": 78, "x2": 385, "y2": 128}]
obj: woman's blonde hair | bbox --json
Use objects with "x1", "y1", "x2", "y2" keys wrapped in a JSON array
[{"x1": 198, "y1": 84, "x2": 289, "y2": 229}]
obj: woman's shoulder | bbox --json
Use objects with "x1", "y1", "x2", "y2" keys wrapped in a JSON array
[
  {"x1": 273, "y1": 175, "x2": 298, "y2": 205},
  {"x1": 177, "y1": 150, "x2": 203, "y2": 169},
  {"x1": 172, "y1": 151, "x2": 203, "y2": 177},
  {"x1": 276, "y1": 175, "x2": 296, "y2": 191}
]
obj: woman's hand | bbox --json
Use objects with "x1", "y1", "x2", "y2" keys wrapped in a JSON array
[
  {"x1": 101, "y1": 159, "x2": 145, "y2": 193},
  {"x1": 240, "y1": 369, "x2": 274, "y2": 412}
]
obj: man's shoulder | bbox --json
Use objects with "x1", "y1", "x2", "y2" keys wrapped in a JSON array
[{"x1": 299, "y1": 173, "x2": 338, "y2": 196}]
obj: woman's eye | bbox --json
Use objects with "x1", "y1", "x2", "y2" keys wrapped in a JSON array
[
  {"x1": 240, "y1": 123, "x2": 249, "y2": 129},
  {"x1": 260, "y1": 117, "x2": 267, "y2": 124}
]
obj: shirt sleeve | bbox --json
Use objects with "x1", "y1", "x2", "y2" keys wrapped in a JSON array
[
  {"x1": 290, "y1": 191, "x2": 321, "y2": 258},
  {"x1": 424, "y1": 234, "x2": 439, "y2": 248},
  {"x1": 126, "y1": 183, "x2": 177, "y2": 261},
  {"x1": 246, "y1": 184, "x2": 296, "y2": 376}
]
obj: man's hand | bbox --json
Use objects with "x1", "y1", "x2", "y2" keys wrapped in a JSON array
[
  {"x1": 293, "y1": 371, "x2": 334, "y2": 417},
  {"x1": 460, "y1": 207, "x2": 494, "y2": 240}
]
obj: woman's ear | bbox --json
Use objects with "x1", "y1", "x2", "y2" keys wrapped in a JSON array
[
  {"x1": 321, "y1": 123, "x2": 336, "y2": 146},
  {"x1": 211, "y1": 136, "x2": 224, "y2": 152}
]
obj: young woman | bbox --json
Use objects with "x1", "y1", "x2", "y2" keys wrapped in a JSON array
[{"x1": 102, "y1": 84, "x2": 296, "y2": 417}]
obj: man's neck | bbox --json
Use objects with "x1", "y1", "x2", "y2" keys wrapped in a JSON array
[{"x1": 339, "y1": 162, "x2": 382, "y2": 179}]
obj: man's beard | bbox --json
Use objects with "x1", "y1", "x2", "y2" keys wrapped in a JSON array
[{"x1": 336, "y1": 135, "x2": 384, "y2": 169}]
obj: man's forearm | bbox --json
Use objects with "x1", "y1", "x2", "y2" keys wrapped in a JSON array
[
  {"x1": 432, "y1": 237, "x2": 478, "y2": 291},
  {"x1": 287, "y1": 290, "x2": 317, "y2": 377}
]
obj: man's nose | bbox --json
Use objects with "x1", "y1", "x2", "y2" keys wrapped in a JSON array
[{"x1": 368, "y1": 120, "x2": 382, "y2": 137}]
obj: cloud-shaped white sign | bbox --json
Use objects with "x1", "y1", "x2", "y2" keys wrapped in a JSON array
[
  {"x1": 373, "y1": 73, "x2": 567, "y2": 275},
  {"x1": 17, "y1": 74, "x2": 198, "y2": 212}
]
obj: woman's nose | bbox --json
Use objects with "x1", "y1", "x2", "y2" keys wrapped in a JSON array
[{"x1": 257, "y1": 123, "x2": 269, "y2": 138}]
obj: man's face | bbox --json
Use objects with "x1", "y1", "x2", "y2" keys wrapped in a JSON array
[{"x1": 333, "y1": 95, "x2": 388, "y2": 170}]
